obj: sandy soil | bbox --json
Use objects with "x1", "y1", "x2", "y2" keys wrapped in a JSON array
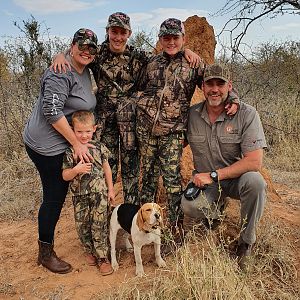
[{"x1": 0, "y1": 148, "x2": 299, "y2": 299}]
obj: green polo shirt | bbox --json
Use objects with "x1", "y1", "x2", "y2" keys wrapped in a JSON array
[{"x1": 187, "y1": 101, "x2": 267, "y2": 173}]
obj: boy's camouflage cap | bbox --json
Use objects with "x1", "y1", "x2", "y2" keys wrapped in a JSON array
[
  {"x1": 158, "y1": 18, "x2": 185, "y2": 37},
  {"x1": 106, "y1": 12, "x2": 131, "y2": 31},
  {"x1": 73, "y1": 28, "x2": 98, "y2": 47},
  {"x1": 203, "y1": 64, "x2": 230, "y2": 82}
]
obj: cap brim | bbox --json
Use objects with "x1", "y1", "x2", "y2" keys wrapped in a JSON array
[
  {"x1": 81, "y1": 41, "x2": 98, "y2": 48},
  {"x1": 158, "y1": 30, "x2": 183, "y2": 37},
  {"x1": 106, "y1": 22, "x2": 131, "y2": 31},
  {"x1": 204, "y1": 76, "x2": 228, "y2": 82}
]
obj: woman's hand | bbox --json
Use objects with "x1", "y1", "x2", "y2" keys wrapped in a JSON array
[
  {"x1": 51, "y1": 117, "x2": 95, "y2": 163},
  {"x1": 72, "y1": 141, "x2": 95, "y2": 163},
  {"x1": 50, "y1": 53, "x2": 71, "y2": 73}
]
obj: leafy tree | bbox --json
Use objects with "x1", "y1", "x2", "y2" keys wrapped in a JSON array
[
  {"x1": 0, "y1": 51, "x2": 10, "y2": 81},
  {"x1": 128, "y1": 30, "x2": 155, "y2": 53},
  {"x1": 229, "y1": 40, "x2": 300, "y2": 150},
  {"x1": 0, "y1": 15, "x2": 67, "y2": 154}
]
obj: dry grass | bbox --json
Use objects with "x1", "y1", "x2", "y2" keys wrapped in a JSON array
[
  {"x1": 264, "y1": 140, "x2": 300, "y2": 173},
  {"x1": 0, "y1": 150, "x2": 40, "y2": 221},
  {"x1": 93, "y1": 212, "x2": 299, "y2": 300},
  {"x1": 0, "y1": 153, "x2": 299, "y2": 299}
]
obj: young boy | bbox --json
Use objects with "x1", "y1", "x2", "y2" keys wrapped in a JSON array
[{"x1": 62, "y1": 110, "x2": 115, "y2": 275}]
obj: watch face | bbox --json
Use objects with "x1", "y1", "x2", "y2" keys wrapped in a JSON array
[
  {"x1": 211, "y1": 171, "x2": 217, "y2": 178},
  {"x1": 210, "y1": 171, "x2": 218, "y2": 181}
]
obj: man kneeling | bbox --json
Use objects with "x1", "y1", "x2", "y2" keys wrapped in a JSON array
[{"x1": 181, "y1": 64, "x2": 267, "y2": 270}]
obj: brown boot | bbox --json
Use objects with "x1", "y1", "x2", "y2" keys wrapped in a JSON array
[
  {"x1": 38, "y1": 240, "x2": 72, "y2": 274},
  {"x1": 98, "y1": 258, "x2": 113, "y2": 276}
]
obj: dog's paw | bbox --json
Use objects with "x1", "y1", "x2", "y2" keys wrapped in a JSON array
[
  {"x1": 124, "y1": 238, "x2": 133, "y2": 253},
  {"x1": 157, "y1": 258, "x2": 167, "y2": 268},
  {"x1": 111, "y1": 262, "x2": 119, "y2": 271},
  {"x1": 135, "y1": 268, "x2": 145, "y2": 277}
]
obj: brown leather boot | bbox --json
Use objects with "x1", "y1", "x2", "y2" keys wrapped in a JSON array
[{"x1": 38, "y1": 240, "x2": 72, "y2": 274}]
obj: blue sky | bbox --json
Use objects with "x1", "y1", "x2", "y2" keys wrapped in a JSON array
[{"x1": 1, "y1": 0, "x2": 299, "y2": 54}]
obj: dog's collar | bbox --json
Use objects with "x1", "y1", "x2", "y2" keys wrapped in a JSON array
[{"x1": 143, "y1": 224, "x2": 159, "y2": 234}]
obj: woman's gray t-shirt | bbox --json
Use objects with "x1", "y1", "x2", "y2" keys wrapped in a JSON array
[{"x1": 23, "y1": 67, "x2": 96, "y2": 156}]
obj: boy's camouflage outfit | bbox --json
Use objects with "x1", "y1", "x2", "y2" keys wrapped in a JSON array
[
  {"x1": 135, "y1": 18, "x2": 239, "y2": 225},
  {"x1": 62, "y1": 141, "x2": 111, "y2": 259},
  {"x1": 89, "y1": 13, "x2": 150, "y2": 204}
]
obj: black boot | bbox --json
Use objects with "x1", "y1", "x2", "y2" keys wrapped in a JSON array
[
  {"x1": 161, "y1": 193, "x2": 186, "y2": 257},
  {"x1": 236, "y1": 242, "x2": 252, "y2": 271},
  {"x1": 38, "y1": 240, "x2": 72, "y2": 274},
  {"x1": 161, "y1": 219, "x2": 185, "y2": 257}
]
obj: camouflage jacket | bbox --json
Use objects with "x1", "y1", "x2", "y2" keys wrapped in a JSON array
[
  {"x1": 136, "y1": 51, "x2": 203, "y2": 136},
  {"x1": 89, "y1": 42, "x2": 150, "y2": 149},
  {"x1": 62, "y1": 140, "x2": 111, "y2": 196},
  {"x1": 90, "y1": 42, "x2": 150, "y2": 118},
  {"x1": 136, "y1": 51, "x2": 239, "y2": 136}
]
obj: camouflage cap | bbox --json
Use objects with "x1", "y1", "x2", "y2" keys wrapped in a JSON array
[
  {"x1": 106, "y1": 12, "x2": 131, "y2": 31},
  {"x1": 158, "y1": 18, "x2": 185, "y2": 37},
  {"x1": 73, "y1": 28, "x2": 98, "y2": 47},
  {"x1": 203, "y1": 64, "x2": 230, "y2": 82}
]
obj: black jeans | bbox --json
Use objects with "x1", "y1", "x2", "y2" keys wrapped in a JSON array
[{"x1": 25, "y1": 145, "x2": 69, "y2": 243}]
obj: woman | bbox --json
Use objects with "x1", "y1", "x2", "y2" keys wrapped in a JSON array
[
  {"x1": 52, "y1": 12, "x2": 201, "y2": 206},
  {"x1": 23, "y1": 28, "x2": 98, "y2": 274}
]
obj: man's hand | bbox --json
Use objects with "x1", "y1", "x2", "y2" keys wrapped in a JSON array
[
  {"x1": 184, "y1": 48, "x2": 203, "y2": 68},
  {"x1": 50, "y1": 53, "x2": 71, "y2": 73},
  {"x1": 193, "y1": 172, "x2": 213, "y2": 187}
]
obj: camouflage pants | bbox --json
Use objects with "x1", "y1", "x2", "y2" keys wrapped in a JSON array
[
  {"x1": 100, "y1": 118, "x2": 139, "y2": 204},
  {"x1": 72, "y1": 192, "x2": 109, "y2": 259},
  {"x1": 137, "y1": 126, "x2": 184, "y2": 223}
]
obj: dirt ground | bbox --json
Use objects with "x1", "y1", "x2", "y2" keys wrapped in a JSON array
[{"x1": 0, "y1": 148, "x2": 299, "y2": 299}]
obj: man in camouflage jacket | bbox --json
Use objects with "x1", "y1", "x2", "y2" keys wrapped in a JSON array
[{"x1": 90, "y1": 12, "x2": 150, "y2": 204}]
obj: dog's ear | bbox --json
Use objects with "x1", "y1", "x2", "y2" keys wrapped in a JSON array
[{"x1": 136, "y1": 208, "x2": 144, "y2": 231}]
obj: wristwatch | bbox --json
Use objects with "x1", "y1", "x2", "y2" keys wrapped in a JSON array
[{"x1": 210, "y1": 171, "x2": 218, "y2": 182}]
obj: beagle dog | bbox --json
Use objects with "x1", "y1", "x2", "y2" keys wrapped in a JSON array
[{"x1": 109, "y1": 203, "x2": 166, "y2": 277}]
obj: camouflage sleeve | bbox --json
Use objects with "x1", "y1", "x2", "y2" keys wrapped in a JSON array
[
  {"x1": 62, "y1": 147, "x2": 75, "y2": 170},
  {"x1": 227, "y1": 87, "x2": 240, "y2": 105},
  {"x1": 131, "y1": 48, "x2": 151, "y2": 92},
  {"x1": 99, "y1": 143, "x2": 111, "y2": 162},
  {"x1": 88, "y1": 58, "x2": 99, "y2": 84},
  {"x1": 196, "y1": 62, "x2": 206, "y2": 88},
  {"x1": 93, "y1": 140, "x2": 111, "y2": 162}
]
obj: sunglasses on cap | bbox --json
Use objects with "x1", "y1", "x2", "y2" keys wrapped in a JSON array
[{"x1": 77, "y1": 42, "x2": 97, "y2": 55}]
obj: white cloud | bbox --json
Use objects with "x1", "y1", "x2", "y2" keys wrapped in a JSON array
[
  {"x1": 13, "y1": 0, "x2": 106, "y2": 14},
  {"x1": 131, "y1": 8, "x2": 208, "y2": 30},
  {"x1": 2, "y1": 10, "x2": 14, "y2": 16},
  {"x1": 271, "y1": 22, "x2": 300, "y2": 31}
]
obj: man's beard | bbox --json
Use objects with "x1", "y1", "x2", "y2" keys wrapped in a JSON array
[{"x1": 207, "y1": 94, "x2": 226, "y2": 107}]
